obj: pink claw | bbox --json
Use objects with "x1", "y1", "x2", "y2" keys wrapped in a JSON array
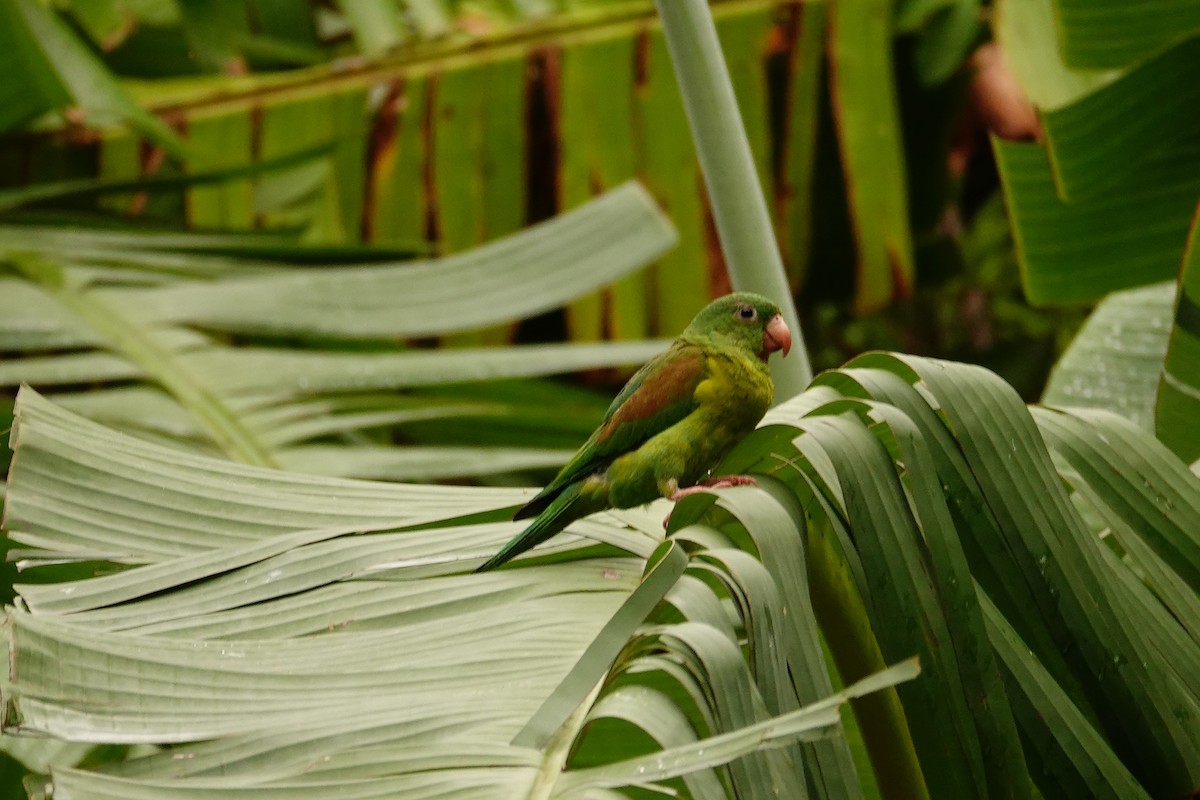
[{"x1": 663, "y1": 475, "x2": 760, "y2": 527}]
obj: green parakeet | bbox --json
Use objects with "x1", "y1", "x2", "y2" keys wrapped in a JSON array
[{"x1": 475, "y1": 292, "x2": 792, "y2": 572}]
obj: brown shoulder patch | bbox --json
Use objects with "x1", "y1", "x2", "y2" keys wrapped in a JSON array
[{"x1": 596, "y1": 349, "x2": 705, "y2": 444}]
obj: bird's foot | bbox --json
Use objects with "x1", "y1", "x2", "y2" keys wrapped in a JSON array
[
  {"x1": 699, "y1": 474, "x2": 759, "y2": 490},
  {"x1": 668, "y1": 475, "x2": 759, "y2": 501},
  {"x1": 664, "y1": 475, "x2": 760, "y2": 527}
]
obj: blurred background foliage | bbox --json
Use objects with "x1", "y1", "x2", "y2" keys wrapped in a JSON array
[{"x1": 1, "y1": 0, "x2": 1083, "y2": 396}]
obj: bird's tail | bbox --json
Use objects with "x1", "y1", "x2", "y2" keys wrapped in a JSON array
[{"x1": 474, "y1": 482, "x2": 599, "y2": 572}]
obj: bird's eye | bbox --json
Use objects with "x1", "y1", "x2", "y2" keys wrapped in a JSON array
[{"x1": 735, "y1": 304, "x2": 758, "y2": 322}]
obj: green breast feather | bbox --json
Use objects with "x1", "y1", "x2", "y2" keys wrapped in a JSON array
[
  {"x1": 515, "y1": 343, "x2": 708, "y2": 521},
  {"x1": 475, "y1": 291, "x2": 791, "y2": 572}
]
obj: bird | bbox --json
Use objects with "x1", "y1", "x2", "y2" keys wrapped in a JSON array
[{"x1": 474, "y1": 291, "x2": 792, "y2": 572}]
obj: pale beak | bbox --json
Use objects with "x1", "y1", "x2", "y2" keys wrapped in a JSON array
[{"x1": 762, "y1": 314, "x2": 792, "y2": 360}]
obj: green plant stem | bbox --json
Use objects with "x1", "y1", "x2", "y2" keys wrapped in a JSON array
[{"x1": 654, "y1": 0, "x2": 812, "y2": 398}]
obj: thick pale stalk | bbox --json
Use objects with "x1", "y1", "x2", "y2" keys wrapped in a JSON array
[{"x1": 654, "y1": 0, "x2": 812, "y2": 397}]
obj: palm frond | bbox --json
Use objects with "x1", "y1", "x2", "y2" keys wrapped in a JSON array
[
  {"x1": 6, "y1": 348, "x2": 1198, "y2": 797},
  {"x1": 1, "y1": 182, "x2": 675, "y2": 476}
]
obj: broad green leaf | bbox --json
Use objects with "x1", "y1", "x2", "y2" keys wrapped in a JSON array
[
  {"x1": 213, "y1": 394, "x2": 506, "y2": 449},
  {"x1": 474, "y1": 58, "x2": 527, "y2": 247},
  {"x1": 255, "y1": 91, "x2": 368, "y2": 243},
  {"x1": 1099, "y1": 500, "x2": 1200, "y2": 648},
  {"x1": 366, "y1": 73, "x2": 429, "y2": 246},
  {"x1": 4, "y1": 597, "x2": 622, "y2": 743},
  {"x1": 1157, "y1": 206, "x2": 1200, "y2": 463},
  {"x1": 776, "y1": 1, "x2": 826, "y2": 290},
  {"x1": 46, "y1": 760, "x2": 538, "y2": 800},
  {"x1": 624, "y1": 620, "x2": 806, "y2": 796},
  {"x1": 805, "y1": 516, "x2": 924, "y2": 800},
  {"x1": 994, "y1": 0, "x2": 1116, "y2": 111},
  {"x1": 785, "y1": 412, "x2": 1000, "y2": 798},
  {"x1": 1034, "y1": 407, "x2": 1200, "y2": 596},
  {"x1": 403, "y1": 0, "x2": 453, "y2": 38},
  {"x1": 734, "y1": 374, "x2": 1045, "y2": 800},
  {"x1": 432, "y1": 63, "x2": 488, "y2": 261},
  {"x1": 0, "y1": 0, "x2": 72, "y2": 132},
  {"x1": 692, "y1": 547, "x2": 811, "y2": 790},
  {"x1": 806, "y1": 365, "x2": 1084, "y2": 712},
  {"x1": 249, "y1": 0, "x2": 319, "y2": 47},
  {"x1": 59, "y1": 0, "x2": 135, "y2": 43},
  {"x1": 1094, "y1": 537, "x2": 1200, "y2": 702},
  {"x1": 870, "y1": 354, "x2": 1200, "y2": 797},
  {"x1": 1040, "y1": 36, "x2": 1200, "y2": 201},
  {"x1": 8, "y1": 346, "x2": 1200, "y2": 798},
  {"x1": 560, "y1": 33, "x2": 644, "y2": 344},
  {"x1": 636, "y1": 29, "x2": 712, "y2": 335},
  {"x1": 717, "y1": 12, "x2": 774, "y2": 209},
  {"x1": 979, "y1": 592, "x2": 1152, "y2": 800},
  {"x1": 795, "y1": 356, "x2": 1194, "y2": 798},
  {"x1": 856, "y1": 400, "x2": 1031, "y2": 798},
  {"x1": 0, "y1": 333, "x2": 667, "y2": 396},
  {"x1": 995, "y1": 136, "x2": 1200, "y2": 304},
  {"x1": 994, "y1": 1, "x2": 1200, "y2": 305},
  {"x1": 184, "y1": 111, "x2": 255, "y2": 228},
  {"x1": 828, "y1": 0, "x2": 915, "y2": 314},
  {"x1": 437, "y1": 55, "x2": 531, "y2": 347},
  {"x1": 895, "y1": 0, "x2": 957, "y2": 30},
  {"x1": 4, "y1": 0, "x2": 830, "y2": 379},
  {"x1": 1042, "y1": 281, "x2": 1174, "y2": 428},
  {"x1": 1052, "y1": 0, "x2": 1200, "y2": 70}
]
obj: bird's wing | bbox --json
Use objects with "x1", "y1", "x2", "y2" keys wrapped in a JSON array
[{"x1": 514, "y1": 343, "x2": 707, "y2": 520}]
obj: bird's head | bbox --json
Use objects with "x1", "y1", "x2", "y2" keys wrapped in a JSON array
[{"x1": 684, "y1": 292, "x2": 793, "y2": 363}]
